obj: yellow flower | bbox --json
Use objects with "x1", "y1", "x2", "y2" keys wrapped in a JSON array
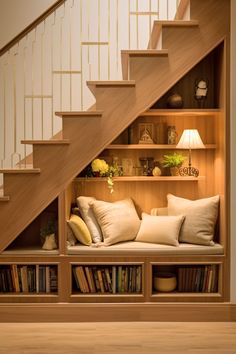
[{"x1": 91, "y1": 159, "x2": 109, "y2": 175}]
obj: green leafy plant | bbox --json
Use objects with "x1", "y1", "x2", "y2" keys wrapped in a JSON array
[
  {"x1": 40, "y1": 219, "x2": 56, "y2": 239},
  {"x1": 162, "y1": 152, "x2": 186, "y2": 168}
]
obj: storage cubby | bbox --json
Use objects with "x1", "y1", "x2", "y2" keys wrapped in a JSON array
[
  {"x1": 0, "y1": 264, "x2": 58, "y2": 295},
  {"x1": 71, "y1": 264, "x2": 143, "y2": 296},
  {"x1": 152, "y1": 264, "x2": 219, "y2": 295},
  {"x1": 4, "y1": 198, "x2": 59, "y2": 254}
]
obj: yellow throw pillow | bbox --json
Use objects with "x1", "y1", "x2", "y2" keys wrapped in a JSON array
[{"x1": 68, "y1": 214, "x2": 92, "y2": 246}]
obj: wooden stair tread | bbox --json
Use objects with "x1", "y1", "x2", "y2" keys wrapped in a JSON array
[
  {"x1": 148, "y1": 20, "x2": 199, "y2": 49},
  {"x1": 55, "y1": 111, "x2": 103, "y2": 117},
  {"x1": 87, "y1": 80, "x2": 136, "y2": 87},
  {"x1": 121, "y1": 49, "x2": 168, "y2": 57},
  {"x1": 153, "y1": 20, "x2": 199, "y2": 27},
  {"x1": 21, "y1": 139, "x2": 70, "y2": 145},
  {"x1": 0, "y1": 196, "x2": 10, "y2": 202},
  {"x1": 0, "y1": 168, "x2": 40, "y2": 174}
]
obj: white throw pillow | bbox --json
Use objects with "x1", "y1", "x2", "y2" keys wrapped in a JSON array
[
  {"x1": 167, "y1": 194, "x2": 220, "y2": 246},
  {"x1": 135, "y1": 213, "x2": 185, "y2": 246},
  {"x1": 77, "y1": 196, "x2": 103, "y2": 243},
  {"x1": 90, "y1": 198, "x2": 140, "y2": 246}
]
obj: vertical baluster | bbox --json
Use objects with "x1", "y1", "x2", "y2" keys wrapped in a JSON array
[
  {"x1": 23, "y1": 38, "x2": 28, "y2": 167},
  {"x1": 98, "y1": 0, "x2": 100, "y2": 80},
  {"x1": 116, "y1": 0, "x2": 119, "y2": 70},
  {"x1": 41, "y1": 21, "x2": 45, "y2": 139},
  {"x1": 108, "y1": 0, "x2": 110, "y2": 79},
  {"x1": 51, "y1": 12, "x2": 56, "y2": 136},
  {"x1": 11, "y1": 45, "x2": 21, "y2": 168},
  {"x1": 80, "y1": 0, "x2": 83, "y2": 110},
  {"x1": 69, "y1": 0, "x2": 75, "y2": 110}
]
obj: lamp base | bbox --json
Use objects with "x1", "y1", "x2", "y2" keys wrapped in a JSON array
[{"x1": 179, "y1": 166, "x2": 199, "y2": 177}]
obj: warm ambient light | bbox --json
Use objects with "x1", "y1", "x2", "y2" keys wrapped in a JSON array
[{"x1": 176, "y1": 129, "x2": 205, "y2": 177}]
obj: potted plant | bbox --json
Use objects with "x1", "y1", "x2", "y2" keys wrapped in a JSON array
[
  {"x1": 162, "y1": 152, "x2": 186, "y2": 176},
  {"x1": 40, "y1": 219, "x2": 57, "y2": 250}
]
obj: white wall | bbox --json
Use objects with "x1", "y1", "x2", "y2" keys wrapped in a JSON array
[
  {"x1": 230, "y1": 0, "x2": 236, "y2": 303},
  {"x1": 0, "y1": 0, "x2": 56, "y2": 49}
]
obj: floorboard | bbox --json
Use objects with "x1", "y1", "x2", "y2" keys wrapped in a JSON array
[{"x1": 0, "y1": 322, "x2": 235, "y2": 354}]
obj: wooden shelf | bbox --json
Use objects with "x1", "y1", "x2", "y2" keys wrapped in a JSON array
[
  {"x1": 140, "y1": 109, "x2": 221, "y2": 116},
  {"x1": 2, "y1": 247, "x2": 59, "y2": 255},
  {"x1": 75, "y1": 176, "x2": 204, "y2": 182},
  {"x1": 107, "y1": 144, "x2": 216, "y2": 150}
]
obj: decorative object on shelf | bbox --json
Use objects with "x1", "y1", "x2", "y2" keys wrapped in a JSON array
[
  {"x1": 127, "y1": 125, "x2": 134, "y2": 144},
  {"x1": 152, "y1": 166, "x2": 162, "y2": 176},
  {"x1": 162, "y1": 152, "x2": 186, "y2": 176},
  {"x1": 42, "y1": 233, "x2": 57, "y2": 251},
  {"x1": 122, "y1": 158, "x2": 134, "y2": 176},
  {"x1": 166, "y1": 93, "x2": 183, "y2": 108},
  {"x1": 91, "y1": 158, "x2": 122, "y2": 193},
  {"x1": 139, "y1": 157, "x2": 154, "y2": 176},
  {"x1": 195, "y1": 79, "x2": 208, "y2": 108},
  {"x1": 153, "y1": 273, "x2": 177, "y2": 292},
  {"x1": 167, "y1": 125, "x2": 177, "y2": 145},
  {"x1": 91, "y1": 158, "x2": 109, "y2": 177},
  {"x1": 176, "y1": 129, "x2": 205, "y2": 177},
  {"x1": 40, "y1": 220, "x2": 57, "y2": 250},
  {"x1": 138, "y1": 123, "x2": 154, "y2": 144}
]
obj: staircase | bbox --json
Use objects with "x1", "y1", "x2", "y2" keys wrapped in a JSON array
[{"x1": 0, "y1": 0, "x2": 230, "y2": 252}]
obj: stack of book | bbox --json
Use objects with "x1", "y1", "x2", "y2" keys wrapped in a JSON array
[
  {"x1": 177, "y1": 264, "x2": 218, "y2": 293},
  {"x1": 73, "y1": 265, "x2": 142, "y2": 294},
  {"x1": 0, "y1": 265, "x2": 58, "y2": 293}
]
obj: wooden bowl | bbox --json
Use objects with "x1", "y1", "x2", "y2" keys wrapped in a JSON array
[{"x1": 153, "y1": 273, "x2": 177, "y2": 292}]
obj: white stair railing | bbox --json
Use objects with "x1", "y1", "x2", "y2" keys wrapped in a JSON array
[{"x1": 0, "y1": 0, "x2": 178, "y2": 180}]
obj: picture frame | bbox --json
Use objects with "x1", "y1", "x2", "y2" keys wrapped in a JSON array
[{"x1": 138, "y1": 123, "x2": 154, "y2": 144}]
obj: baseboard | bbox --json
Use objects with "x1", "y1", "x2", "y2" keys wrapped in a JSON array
[{"x1": 0, "y1": 303, "x2": 235, "y2": 322}]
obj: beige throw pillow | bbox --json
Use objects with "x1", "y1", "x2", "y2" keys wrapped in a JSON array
[
  {"x1": 90, "y1": 198, "x2": 140, "y2": 246},
  {"x1": 77, "y1": 196, "x2": 103, "y2": 243},
  {"x1": 167, "y1": 194, "x2": 220, "y2": 245},
  {"x1": 135, "y1": 213, "x2": 185, "y2": 246}
]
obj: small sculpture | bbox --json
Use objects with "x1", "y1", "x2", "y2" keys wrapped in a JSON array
[
  {"x1": 195, "y1": 79, "x2": 208, "y2": 107},
  {"x1": 167, "y1": 93, "x2": 183, "y2": 108},
  {"x1": 139, "y1": 128, "x2": 154, "y2": 144}
]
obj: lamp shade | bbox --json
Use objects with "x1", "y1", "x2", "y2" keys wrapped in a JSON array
[{"x1": 176, "y1": 129, "x2": 205, "y2": 149}]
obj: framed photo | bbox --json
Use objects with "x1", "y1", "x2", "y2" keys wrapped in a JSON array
[
  {"x1": 138, "y1": 123, "x2": 154, "y2": 144},
  {"x1": 122, "y1": 158, "x2": 134, "y2": 176}
]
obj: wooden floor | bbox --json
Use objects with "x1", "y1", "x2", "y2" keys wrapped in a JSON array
[{"x1": 0, "y1": 322, "x2": 235, "y2": 353}]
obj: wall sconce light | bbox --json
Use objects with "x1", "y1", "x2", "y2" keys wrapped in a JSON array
[{"x1": 176, "y1": 129, "x2": 205, "y2": 177}]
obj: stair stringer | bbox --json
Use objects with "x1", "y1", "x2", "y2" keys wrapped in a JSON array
[{"x1": 0, "y1": 0, "x2": 230, "y2": 253}]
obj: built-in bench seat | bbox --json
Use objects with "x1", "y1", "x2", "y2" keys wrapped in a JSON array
[{"x1": 67, "y1": 242, "x2": 224, "y2": 256}]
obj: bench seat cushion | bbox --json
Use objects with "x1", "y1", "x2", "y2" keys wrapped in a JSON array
[{"x1": 67, "y1": 241, "x2": 224, "y2": 256}]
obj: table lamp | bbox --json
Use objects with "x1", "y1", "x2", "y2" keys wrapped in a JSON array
[{"x1": 176, "y1": 129, "x2": 205, "y2": 177}]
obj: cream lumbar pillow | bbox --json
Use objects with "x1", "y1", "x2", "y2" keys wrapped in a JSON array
[
  {"x1": 90, "y1": 198, "x2": 140, "y2": 246},
  {"x1": 135, "y1": 213, "x2": 185, "y2": 246},
  {"x1": 68, "y1": 214, "x2": 92, "y2": 246},
  {"x1": 77, "y1": 196, "x2": 103, "y2": 243},
  {"x1": 167, "y1": 194, "x2": 220, "y2": 246}
]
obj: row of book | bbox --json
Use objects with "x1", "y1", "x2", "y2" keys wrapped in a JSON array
[
  {"x1": 0, "y1": 265, "x2": 58, "y2": 293},
  {"x1": 177, "y1": 265, "x2": 218, "y2": 293},
  {"x1": 73, "y1": 265, "x2": 142, "y2": 294}
]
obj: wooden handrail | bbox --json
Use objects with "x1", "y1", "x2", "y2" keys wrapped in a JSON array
[{"x1": 0, "y1": 0, "x2": 66, "y2": 56}]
